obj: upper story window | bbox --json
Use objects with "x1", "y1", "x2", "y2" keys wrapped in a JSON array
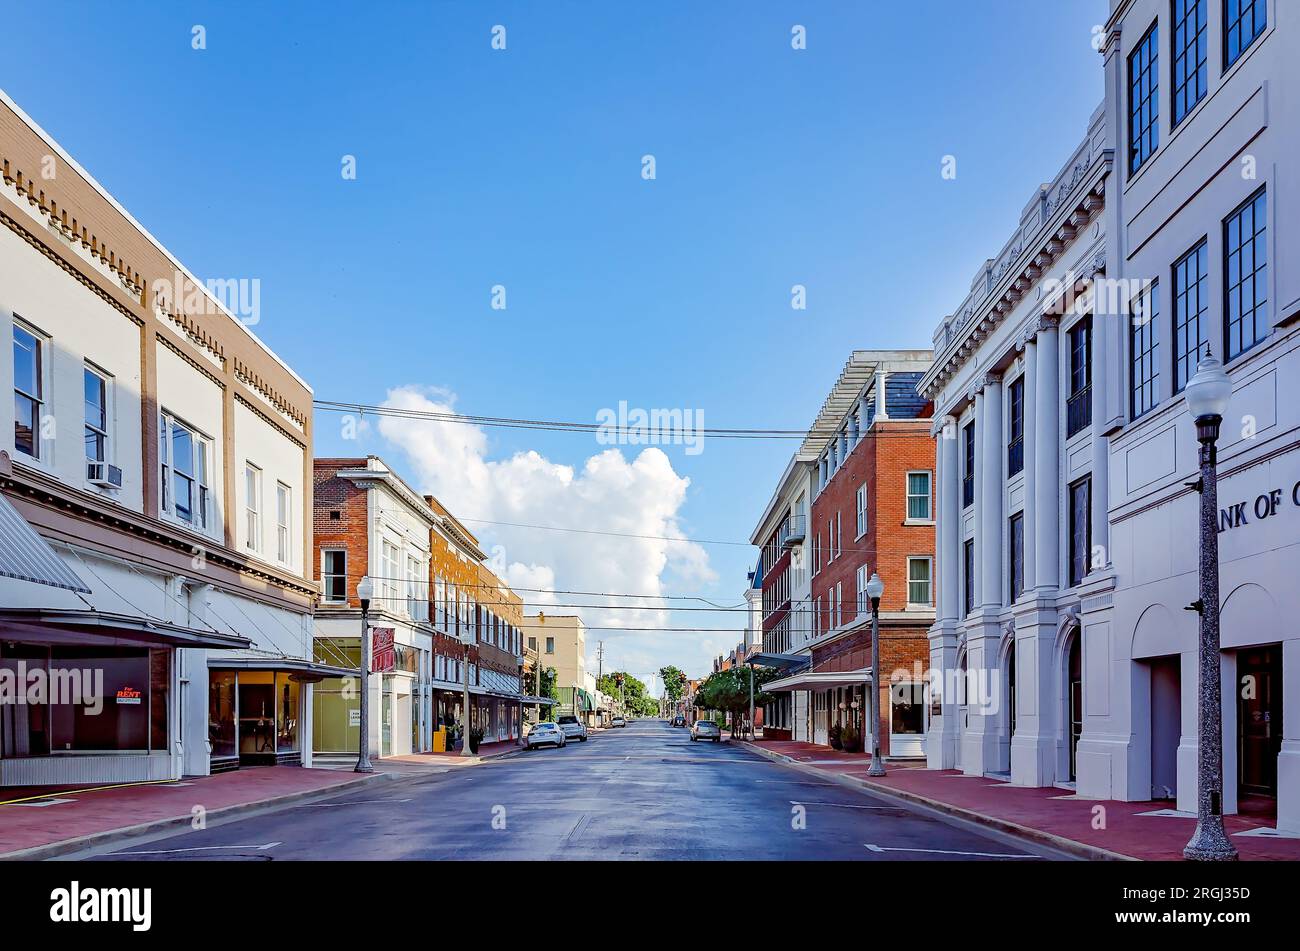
[
  {"x1": 1007, "y1": 376, "x2": 1024, "y2": 476},
  {"x1": 961, "y1": 421, "x2": 975, "y2": 509},
  {"x1": 827, "y1": 516, "x2": 835, "y2": 561},
  {"x1": 12, "y1": 323, "x2": 43, "y2": 460},
  {"x1": 1131, "y1": 282, "x2": 1161, "y2": 420},
  {"x1": 1172, "y1": 238, "x2": 1209, "y2": 393},
  {"x1": 907, "y1": 471, "x2": 932, "y2": 520},
  {"x1": 1128, "y1": 20, "x2": 1160, "y2": 174},
  {"x1": 1009, "y1": 512, "x2": 1025, "y2": 604},
  {"x1": 1068, "y1": 476, "x2": 1092, "y2": 587},
  {"x1": 83, "y1": 365, "x2": 111, "y2": 466},
  {"x1": 275, "y1": 482, "x2": 292, "y2": 565},
  {"x1": 322, "y1": 549, "x2": 347, "y2": 602},
  {"x1": 545, "y1": 637, "x2": 555, "y2": 654},
  {"x1": 1171, "y1": 0, "x2": 1208, "y2": 127},
  {"x1": 1224, "y1": 186, "x2": 1268, "y2": 360},
  {"x1": 907, "y1": 557, "x2": 933, "y2": 607},
  {"x1": 1066, "y1": 316, "x2": 1093, "y2": 439},
  {"x1": 962, "y1": 538, "x2": 975, "y2": 616},
  {"x1": 855, "y1": 484, "x2": 868, "y2": 538},
  {"x1": 856, "y1": 564, "x2": 868, "y2": 616},
  {"x1": 244, "y1": 464, "x2": 263, "y2": 552},
  {"x1": 160, "y1": 413, "x2": 212, "y2": 532},
  {"x1": 381, "y1": 539, "x2": 400, "y2": 607},
  {"x1": 1224, "y1": 0, "x2": 1266, "y2": 68},
  {"x1": 813, "y1": 532, "x2": 822, "y2": 575}
]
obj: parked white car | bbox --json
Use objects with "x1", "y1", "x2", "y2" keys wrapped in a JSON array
[
  {"x1": 611, "y1": 716, "x2": 627, "y2": 728},
  {"x1": 525, "y1": 722, "x2": 567, "y2": 749},
  {"x1": 691, "y1": 719, "x2": 722, "y2": 742},
  {"x1": 556, "y1": 714, "x2": 588, "y2": 742}
]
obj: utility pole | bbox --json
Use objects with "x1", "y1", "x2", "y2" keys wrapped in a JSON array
[{"x1": 596, "y1": 641, "x2": 605, "y2": 681}]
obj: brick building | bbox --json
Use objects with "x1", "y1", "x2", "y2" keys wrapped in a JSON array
[{"x1": 766, "y1": 352, "x2": 935, "y2": 758}]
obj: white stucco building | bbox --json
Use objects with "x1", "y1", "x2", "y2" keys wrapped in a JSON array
[{"x1": 923, "y1": 0, "x2": 1297, "y2": 834}]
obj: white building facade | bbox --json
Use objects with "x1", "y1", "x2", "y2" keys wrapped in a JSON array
[
  {"x1": 1, "y1": 90, "x2": 321, "y2": 784},
  {"x1": 1099, "y1": 0, "x2": 1298, "y2": 831},
  {"x1": 923, "y1": 0, "x2": 1298, "y2": 834}
]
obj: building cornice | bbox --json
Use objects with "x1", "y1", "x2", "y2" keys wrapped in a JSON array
[{"x1": 919, "y1": 122, "x2": 1111, "y2": 401}]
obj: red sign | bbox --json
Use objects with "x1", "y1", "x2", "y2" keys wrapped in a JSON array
[
  {"x1": 116, "y1": 686, "x2": 142, "y2": 705},
  {"x1": 371, "y1": 627, "x2": 396, "y2": 673}
]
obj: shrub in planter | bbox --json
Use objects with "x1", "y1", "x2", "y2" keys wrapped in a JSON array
[
  {"x1": 828, "y1": 723, "x2": 842, "y2": 750},
  {"x1": 841, "y1": 726, "x2": 860, "y2": 753}
]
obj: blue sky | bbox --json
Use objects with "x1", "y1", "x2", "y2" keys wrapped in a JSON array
[{"x1": 1, "y1": 1, "x2": 1106, "y2": 689}]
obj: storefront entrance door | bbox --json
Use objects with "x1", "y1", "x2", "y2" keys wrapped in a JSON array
[{"x1": 1238, "y1": 646, "x2": 1282, "y2": 799}]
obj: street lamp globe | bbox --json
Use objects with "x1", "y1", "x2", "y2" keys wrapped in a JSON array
[
  {"x1": 865, "y1": 572, "x2": 884, "y2": 602},
  {"x1": 1185, "y1": 353, "x2": 1231, "y2": 422},
  {"x1": 356, "y1": 574, "x2": 373, "y2": 605}
]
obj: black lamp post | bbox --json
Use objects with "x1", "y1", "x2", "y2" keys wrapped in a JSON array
[
  {"x1": 865, "y1": 572, "x2": 886, "y2": 777},
  {"x1": 1181, "y1": 352, "x2": 1237, "y2": 862},
  {"x1": 354, "y1": 575, "x2": 374, "y2": 773}
]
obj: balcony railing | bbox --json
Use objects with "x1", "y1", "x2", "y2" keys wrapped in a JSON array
[
  {"x1": 780, "y1": 514, "x2": 806, "y2": 549},
  {"x1": 1066, "y1": 385, "x2": 1092, "y2": 438}
]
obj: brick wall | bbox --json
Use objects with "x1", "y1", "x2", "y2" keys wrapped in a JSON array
[
  {"x1": 312, "y1": 458, "x2": 370, "y2": 607},
  {"x1": 810, "y1": 419, "x2": 935, "y2": 622}
]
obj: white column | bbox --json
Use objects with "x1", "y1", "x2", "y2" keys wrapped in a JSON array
[
  {"x1": 938, "y1": 423, "x2": 960, "y2": 623},
  {"x1": 979, "y1": 376, "x2": 1003, "y2": 610},
  {"x1": 1033, "y1": 317, "x2": 1061, "y2": 591},
  {"x1": 874, "y1": 369, "x2": 889, "y2": 420},
  {"x1": 972, "y1": 388, "x2": 985, "y2": 605},
  {"x1": 1022, "y1": 337, "x2": 1038, "y2": 592}
]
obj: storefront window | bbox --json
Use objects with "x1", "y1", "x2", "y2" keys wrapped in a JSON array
[
  {"x1": 891, "y1": 682, "x2": 925, "y2": 735},
  {"x1": 276, "y1": 673, "x2": 300, "y2": 753},
  {"x1": 238, "y1": 671, "x2": 276, "y2": 755},
  {"x1": 209, "y1": 671, "x2": 237, "y2": 759},
  {"x1": 150, "y1": 649, "x2": 170, "y2": 752},
  {"x1": 1, "y1": 643, "x2": 50, "y2": 757},
  {"x1": 49, "y1": 647, "x2": 151, "y2": 752},
  {"x1": 312, "y1": 676, "x2": 359, "y2": 754}
]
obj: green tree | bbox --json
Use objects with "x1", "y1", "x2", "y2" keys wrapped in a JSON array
[
  {"x1": 692, "y1": 667, "x2": 780, "y2": 737},
  {"x1": 598, "y1": 670, "x2": 649, "y2": 714},
  {"x1": 659, "y1": 665, "x2": 685, "y2": 702}
]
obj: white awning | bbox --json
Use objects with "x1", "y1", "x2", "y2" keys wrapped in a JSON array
[
  {"x1": 766, "y1": 668, "x2": 872, "y2": 693},
  {"x1": 0, "y1": 492, "x2": 90, "y2": 593}
]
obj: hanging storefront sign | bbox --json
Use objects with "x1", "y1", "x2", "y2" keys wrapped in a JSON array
[{"x1": 372, "y1": 628, "x2": 396, "y2": 674}]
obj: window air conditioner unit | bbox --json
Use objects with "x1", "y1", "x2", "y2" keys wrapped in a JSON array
[{"x1": 87, "y1": 461, "x2": 124, "y2": 489}]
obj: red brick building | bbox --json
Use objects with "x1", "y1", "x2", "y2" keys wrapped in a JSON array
[{"x1": 766, "y1": 352, "x2": 935, "y2": 758}]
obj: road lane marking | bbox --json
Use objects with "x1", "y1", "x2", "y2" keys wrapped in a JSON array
[
  {"x1": 293, "y1": 799, "x2": 414, "y2": 807},
  {"x1": 864, "y1": 843, "x2": 1038, "y2": 859},
  {"x1": 114, "y1": 842, "x2": 282, "y2": 856},
  {"x1": 791, "y1": 800, "x2": 897, "y2": 810}
]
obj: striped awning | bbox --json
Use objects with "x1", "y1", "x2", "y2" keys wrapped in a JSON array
[{"x1": 0, "y1": 492, "x2": 90, "y2": 593}]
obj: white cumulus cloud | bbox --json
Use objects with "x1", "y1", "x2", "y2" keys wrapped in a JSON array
[{"x1": 374, "y1": 385, "x2": 720, "y2": 692}]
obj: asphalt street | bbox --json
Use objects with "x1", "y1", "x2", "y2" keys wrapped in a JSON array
[{"x1": 83, "y1": 720, "x2": 1067, "y2": 861}]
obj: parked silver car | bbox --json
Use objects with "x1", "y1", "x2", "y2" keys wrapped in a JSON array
[
  {"x1": 525, "y1": 722, "x2": 566, "y2": 749},
  {"x1": 691, "y1": 719, "x2": 722, "y2": 742},
  {"x1": 611, "y1": 716, "x2": 627, "y2": 728},
  {"x1": 555, "y1": 714, "x2": 588, "y2": 742}
]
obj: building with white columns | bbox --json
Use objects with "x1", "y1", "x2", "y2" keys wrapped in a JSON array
[
  {"x1": 920, "y1": 105, "x2": 1114, "y2": 788},
  {"x1": 922, "y1": 0, "x2": 1298, "y2": 833},
  {"x1": 1097, "y1": 0, "x2": 1298, "y2": 832}
]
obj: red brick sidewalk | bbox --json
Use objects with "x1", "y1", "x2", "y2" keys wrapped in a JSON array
[
  {"x1": 385, "y1": 738, "x2": 524, "y2": 766},
  {"x1": 0, "y1": 766, "x2": 386, "y2": 860},
  {"x1": 745, "y1": 739, "x2": 1300, "y2": 861}
]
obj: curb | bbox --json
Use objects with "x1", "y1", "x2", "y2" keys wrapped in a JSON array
[
  {"x1": 0, "y1": 770, "x2": 395, "y2": 862},
  {"x1": 739, "y1": 742, "x2": 1137, "y2": 862}
]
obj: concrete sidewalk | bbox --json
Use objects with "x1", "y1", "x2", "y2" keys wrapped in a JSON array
[
  {"x1": 0, "y1": 766, "x2": 393, "y2": 861},
  {"x1": 743, "y1": 739, "x2": 1300, "y2": 861}
]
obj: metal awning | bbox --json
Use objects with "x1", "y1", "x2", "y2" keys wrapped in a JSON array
[
  {"x1": 519, "y1": 695, "x2": 556, "y2": 707},
  {"x1": 0, "y1": 492, "x2": 90, "y2": 593},
  {"x1": 766, "y1": 667, "x2": 872, "y2": 693},
  {"x1": 208, "y1": 654, "x2": 358, "y2": 683},
  {"x1": 0, "y1": 608, "x2": 251, "y2": 650},
  {"x1": 746, "y1": 652, "x2": 809, "y2": 671}
]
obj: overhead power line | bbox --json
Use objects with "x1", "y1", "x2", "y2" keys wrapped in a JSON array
[{"x1": 313, "y1": 399, "x2": 932, "y2": 442}]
